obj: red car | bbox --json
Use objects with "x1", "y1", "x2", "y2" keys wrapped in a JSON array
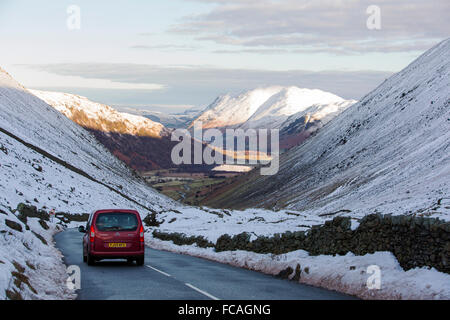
[{"x1": 79, "y1": 209, "x2": 145, "y2": 266}]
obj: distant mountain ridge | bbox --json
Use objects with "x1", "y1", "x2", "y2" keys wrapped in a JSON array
[
  {"x1": 31, "y1": 90, "x2": 177, "y2": 171},
  {"x1": 144, "y1": 108, "x2": 203, "y2": 128}
]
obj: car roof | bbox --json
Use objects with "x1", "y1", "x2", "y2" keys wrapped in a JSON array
[{"x1": 94, "y1": 209, "x2": 140, "y2": 214}]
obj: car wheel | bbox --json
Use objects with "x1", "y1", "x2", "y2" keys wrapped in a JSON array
[
  {"x1": 83, "y1": 254, "x2": 87, "y2": 263},
  {"x1": 87, "y1": 253, "x2": 95, "y2": 266},
  {"x1": 127, "y1": 258, "x2": 134, "y2": 265},
  {"x1": 136, "y1": 256, "x2": 144, "y2": 266}
]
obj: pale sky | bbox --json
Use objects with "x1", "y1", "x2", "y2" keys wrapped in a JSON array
[{"x1": 0, "y1": 0, "x2": 448, "y2": 112}]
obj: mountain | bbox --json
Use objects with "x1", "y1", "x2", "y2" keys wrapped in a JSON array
[
  {"x1": 190, "y1": 86, "x2": 355, "y2": 130},
  {"x1": 0, "y1": 67, "x2": 175, "y2": 214},
  {"x1": 202, "y1": 39, "x2": 450, "y2": 220},
  {"x1": 30, "y1": 90, "x2": 178, "y2": 172},
  {"x1": 190, "y1": 86, "x2": 355, "y2": 150},
  {"x1": 240, "y1": 87, "x2": 355, "y2": 130},
  {"x1": 30, "y1": 90, "x2": 166, "y2": 137},
  {"x1": 190, "y1": 86, "x2": 286, "y2": 129}
]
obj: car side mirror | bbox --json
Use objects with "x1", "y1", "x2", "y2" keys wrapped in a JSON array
[{"x1": 78, "y1": 226, "x2": 86, "y2": 233}]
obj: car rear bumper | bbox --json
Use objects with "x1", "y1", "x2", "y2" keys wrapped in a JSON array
[{"x1": 91, "y1": 250, "x2": 144, "y2": 259}]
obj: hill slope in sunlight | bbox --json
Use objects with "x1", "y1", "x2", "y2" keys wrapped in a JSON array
[{"x1": 30, "y1": 90, "x2": 179, "y2": 171}]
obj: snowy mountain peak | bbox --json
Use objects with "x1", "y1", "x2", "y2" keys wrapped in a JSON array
[
  {"x1": 243, "y1": 87, "x2": 354, "y2": 130},
  {"x1": 191, "y1": 86, "x2": 355, "y2": 130},
  {"x1": 192, "y1": 86, "x2": 285, "y2": 128}
]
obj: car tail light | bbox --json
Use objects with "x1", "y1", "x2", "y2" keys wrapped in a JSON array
[
  {"x1": 90, "y1": 226, "x2": 95, "y2": 242},
  {"x1": 140, "y1": 225, "x2": 144, "y2": 242}
]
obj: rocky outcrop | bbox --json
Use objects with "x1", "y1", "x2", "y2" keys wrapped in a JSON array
[{"x1": 16, "y1": 203, "x2": 49, "y2": 223}]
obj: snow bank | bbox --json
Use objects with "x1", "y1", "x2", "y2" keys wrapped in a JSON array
[{"x1": 0, "y1": 205, "x2": 76, "y2": 300}]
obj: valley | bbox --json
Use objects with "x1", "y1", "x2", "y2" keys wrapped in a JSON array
[
  {"x1": 142, "y1": 169, "x2": 244, "y2": 205},
  {"x1": 0, "y1": 38, "x2": 449, "y2": 301},
  {"x1": 1, "y1": 0, "x2": 449, "y2": 306},
  {"x1": 34, "y1": 84, "x2": 355, "y2": 205}
]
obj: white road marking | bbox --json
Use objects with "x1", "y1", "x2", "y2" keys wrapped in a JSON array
[
  {"x1": 146, "y1": 265, "x2": 219, "y2": 300},
  {"x1": 146, "y1": 265, "x2": 171, "y2": 277},
  {"x1": 185, "y1": 283, "x2": 220, "y2": 300}
]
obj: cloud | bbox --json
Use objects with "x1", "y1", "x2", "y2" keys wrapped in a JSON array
[
  {"x1": 137, "y1": 32, "x2": 157, "y2": 36},
  {"x1": 213, "y1": 40, "x2": 437, "y2": 55},
  {"x1": 130, "y1": 44, "x2": 199, "y2": 51},
  {"x1": 170, "y1": 0, "x2": 449, "y2": 53},
  {"x1": 213, "y1": 48, "x2": 287, "y2": 54},
  {"x1": 29, "y1": 75, "x2": 165, "y2": 91},
  {"x1": 22, "y1": 63, "x2": 392, "y2": 104}
]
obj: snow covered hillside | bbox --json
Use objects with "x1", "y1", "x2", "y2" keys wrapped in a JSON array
[
  {"x1": 190, "y1": 86, "x2": 356, "y2": 131},
  {"x1": 0, "y1": 68, "x2": 176, "y2": 215},
  {"x1": 30, "y1": 90, "x2": 166, "y2": 138},
  {"x1": 203, "y1": 39, "x2": 450, "y2": 221}
]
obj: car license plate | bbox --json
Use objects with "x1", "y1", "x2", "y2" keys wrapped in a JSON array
[{"x1": 108, "y1": 243, "x2": 126, "y2": 248}]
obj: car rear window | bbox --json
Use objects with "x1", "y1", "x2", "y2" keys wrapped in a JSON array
[{"x1": 95, "y1": 212, "x2": 139, "y2": 231}]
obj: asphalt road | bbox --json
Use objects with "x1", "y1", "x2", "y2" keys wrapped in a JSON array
[{"x1": 55, "y1": 228, "x2": 355, "y2": 300}]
